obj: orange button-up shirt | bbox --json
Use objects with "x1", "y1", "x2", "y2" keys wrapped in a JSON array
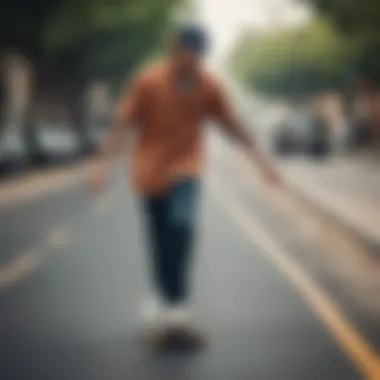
[{"x1": 117, "y1": 61, "x2": 234, "y2": 195}]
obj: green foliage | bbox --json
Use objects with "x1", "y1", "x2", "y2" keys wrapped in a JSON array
[
  {"x1": 0, "y1": 1, "x2": 62, "y2": 57},
  {"x1": 229, "y1": 18, "x2": 355, "y2": 98},
  {"x1": 310, "y1": 0, "x2": 380, "y2": 85},
  {"x1": 43, "y1": 0, "x2": 178, "y2": 52},
  {"x1": 1, "y1": 0, "x2": 182, "y2": 89},
  {"x1": 311, "y1": 0, "x2": 380, "y2": 38}
]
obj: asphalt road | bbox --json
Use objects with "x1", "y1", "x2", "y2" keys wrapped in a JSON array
[{"x1": 1, "y1": 136, "x2": 379, "y2": 380}]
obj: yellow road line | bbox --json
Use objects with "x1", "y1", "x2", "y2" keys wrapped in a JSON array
[
  {"x1": 0, "y1": 225, "x2": 71, "y2": 291},
  {"x1": 0, "y1": 247, "x2": 46, "y2": 290},
  {"x1": 230, "y1": 154, "x2": 325, "y2": 239},
  {"x1": 0, "y1": 159, "x2": 96, "y2": 207},
  {"x1": 92, "y1": 194, "x2": 109, "y2": 215},
  {"x1": 0, "y1": 162, "x2": 112, "y2": 290},
  {"x1": 90, "y1": 187, "x2": 119, "y2": 217},
  {"x1": 231, "y1": 153, "x2": 380, "y2": 291},
  {"x1": 209, "y1": 175, "x2": 380, "y2": 380}
]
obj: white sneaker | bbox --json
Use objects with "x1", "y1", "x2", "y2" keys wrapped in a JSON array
[
  {"x1": 163, "y1": 304, "x2": 191, "y2": 328},
  {"x1": 140, "y1": 294, "x2": 162, "y2": 326}
]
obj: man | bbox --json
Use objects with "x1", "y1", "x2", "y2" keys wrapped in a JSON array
[{"x1": 90, "y1": 25, "x2": 281, "y2": 345}]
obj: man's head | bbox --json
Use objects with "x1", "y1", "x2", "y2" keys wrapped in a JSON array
[{"x1": 170, "y1": 24, "x2": 209, "y2": 73}]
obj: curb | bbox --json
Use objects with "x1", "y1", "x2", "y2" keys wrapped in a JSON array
[{"x1": 286, "y1": 180, "x2": 380, "y2": 259}]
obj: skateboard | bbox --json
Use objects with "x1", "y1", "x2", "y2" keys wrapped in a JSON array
[{"x1": 147, "y1": 324, "x2": 207, "y2": 352}]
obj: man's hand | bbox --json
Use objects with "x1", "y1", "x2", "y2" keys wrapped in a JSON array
[
  {"x1": 246, "y1": 145, "x2": 283, "y2": 187},
  {"x1": 260, "y1": 164, "x2": 283, "y2": 187}
]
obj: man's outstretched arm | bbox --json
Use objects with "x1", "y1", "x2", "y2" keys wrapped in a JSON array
[
  {"x1": 99, "y1": 75, "x2": 144, "y2": 161},
  {"x1": 90, "y1": 75, "x2": 144, "y2": 191},
  {"x1": 211, "y1": 83, "x2": 281, "y2": 184}
]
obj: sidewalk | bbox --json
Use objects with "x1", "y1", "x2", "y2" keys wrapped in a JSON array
[{"x1": 279, "y1": 158, "x2": 380, "y2": 253}]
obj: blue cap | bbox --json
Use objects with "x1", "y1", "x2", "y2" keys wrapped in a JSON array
[{"x1": 177, "y1": 24, "x2": 208, "y2": 55}]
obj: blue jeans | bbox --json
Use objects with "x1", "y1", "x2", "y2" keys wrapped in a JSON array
[{"x1": 142, "y1": 178, "x2": 199, "y2": 305}]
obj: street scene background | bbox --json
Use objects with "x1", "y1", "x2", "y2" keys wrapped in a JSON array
[{"x1": 1, "y1": 0, "x2": 380, "y2": 379}]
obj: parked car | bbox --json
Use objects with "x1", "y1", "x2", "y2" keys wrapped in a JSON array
[
  {"x1": 38, "y1": 127, "x2": 81, "y2": 163},
  {"x1": 347, "y1": 118, "x2": 374, "y2": 150},
  {"x1": 273, "y1": 111, "x2": 331, "y2": 158},
  {"x1": 0, "y1": 124, "x2": 100, "y2": 178},
  {"x1": 273, "y1": 121, "x2": 300, "y2": 155},
  {"x1": 0, "y1": 129, "x2": 30, "y2": 175},
  {"x1": 305, "y1": 115, "x2": 331, "y2": 158},
  {"x1": 273, "y1": 111, "x2": 311, "y2": 156}
]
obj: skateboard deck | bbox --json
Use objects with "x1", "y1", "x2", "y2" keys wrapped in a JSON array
[{"x1": 147, "y1": 325, "x2": 206, "y2": 352}]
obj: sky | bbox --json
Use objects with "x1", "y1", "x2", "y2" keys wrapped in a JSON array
[{"x1": 194, "y1": 0, "x2": 311, "y2": 64}]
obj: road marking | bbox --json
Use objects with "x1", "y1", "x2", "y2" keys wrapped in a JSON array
[
  {"x1": 47, "y1": 226, "x2": 71, "y2": 249},
  {"x1": 0, "y1": 247, "x2": 45, "y2": 290},
  {"x1": 0, "y1": 159, "x2": 96, "y2": 207},
  {"x1": 284, "y1": 168, "x2": 380, "y2": 244},
  {"x1": 232, "y1": 153, "x2": 380, "y2": 314},
  {"x1": 230, "y1": 154, "x2": 322, "y2": 240},
  {"x1": 92, "y1": 193, "x2": 112, "y2": 216},
  {"x1": 209, "y1": 175, "x2": 380, "y2": 380},
  {"x1": 0, "y1": 225, "x2": 71, "y2": 291},
  {"x1": 0, "y1": 163, "x2": 113, "y2": 290}
]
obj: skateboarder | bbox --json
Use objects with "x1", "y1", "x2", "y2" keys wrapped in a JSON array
[{"x1": 90, "y1": 24, "x2": 281, "y2": 346}]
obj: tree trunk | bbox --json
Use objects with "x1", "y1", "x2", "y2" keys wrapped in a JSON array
[
  {"x1": 0, "y1": 77, "x2": 5, "y2": 142},
  {"x1": 21, "y1": 61, "x2": 46, "y2": 163}
]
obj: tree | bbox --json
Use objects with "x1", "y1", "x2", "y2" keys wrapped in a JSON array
[
  {"x1": 0, "y1": 0, "x2": 183, "y2": 158},
  {"x1": 310, "y1": 0, "x2": 380, "y2": 143},
  {"x1": 43, "y1": 0, "x2": 181, "y2": 152},
  {"x1": 310, "y1": 0, "x2": 380, "y2": 37},
  {"x1": 229, "y1": 18, "x2": 354, "y2": 98},
  {"x1": 310, "y1": 0, "x2": 380, "y2": 84}
]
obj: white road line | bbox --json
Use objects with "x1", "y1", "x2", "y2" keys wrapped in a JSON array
[{"x1": 209, "y1": 175, "x2": 380, "y2": 379}]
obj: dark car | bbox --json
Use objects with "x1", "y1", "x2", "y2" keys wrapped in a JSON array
[
  {"x1": 273, "y1": 111, "x2": 331, "y2": 158},
  {"x1": 273, "y1": 122, "x2": 300, "y2": 155},
  {"x1": 305, "y1": 115, "x2": 331, "y2": 159},
  {"x1": 273, "y1": 112, "x2": 311, "y2": 156}
]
